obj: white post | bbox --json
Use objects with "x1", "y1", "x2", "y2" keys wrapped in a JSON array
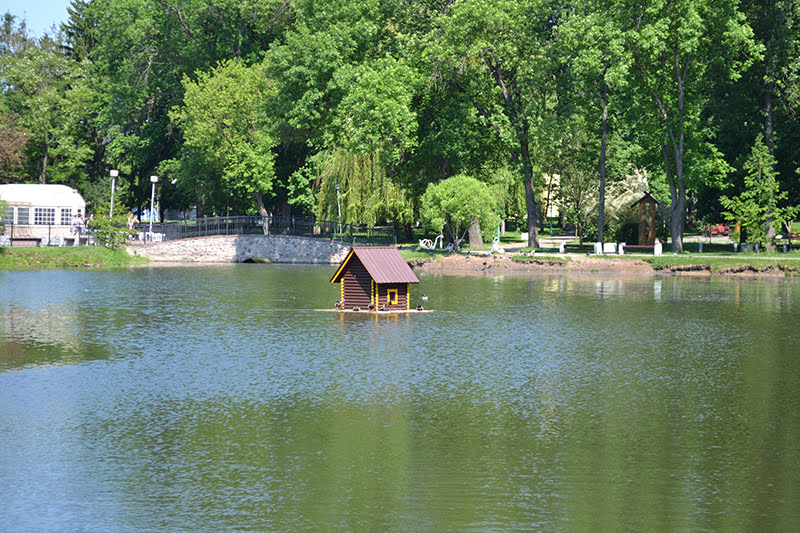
[
  {"x1": 336, "y1": 183, "x2": 341, "y2": 239},
  {"x1": 109, "y1": 169, "x2": 119, "y2": 218},
  {"x1": 149, "y1": 175, "x2": 158, "y2": 240}
]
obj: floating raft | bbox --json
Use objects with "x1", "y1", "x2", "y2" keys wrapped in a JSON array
[{"x1": 316, "y1": 308, "x2": 434, "y2": 314}]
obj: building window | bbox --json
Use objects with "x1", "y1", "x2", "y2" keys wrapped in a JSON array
[
  {"x1": 60, "y1": 209, "x2": 72, "y2": 225},
  {"x1": 34, "y1": 207, "x2": 56, "y2": 225},
  {"x1": 3, "y1": 206, "x2": 13, "y2": 224},
  {"x1": 387, "y1": 288, "x2": 398, "y2": 305},
  {"x1": 16, "y1": 207, "x2": 30, "y2": 225}
]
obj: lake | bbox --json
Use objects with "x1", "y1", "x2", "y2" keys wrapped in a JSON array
[{"x1": 1, "y1": 265, "x2": 799, "y2": 531}]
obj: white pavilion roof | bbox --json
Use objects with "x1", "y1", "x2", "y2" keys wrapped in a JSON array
[{"x1": 0, "y1": 184, "x2": 86, "y2": 209}]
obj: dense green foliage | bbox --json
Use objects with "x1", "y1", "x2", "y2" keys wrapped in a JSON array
[
  {"x1": 1, "y1": 1, "x2": 798, "y2": 249},
  {"x1": 420, "y1": 174, "x2": 500, "y2": 248},
  {"x1": 720, "y1": 134, "x2": 799, "y2": 248}
]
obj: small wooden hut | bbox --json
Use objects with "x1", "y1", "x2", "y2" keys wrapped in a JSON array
[
  {"x1": 330, "y1": 246, "x2": 419, "y2": 311},
  {"x1": 631, "y1": 191, "x2": 660, "y2": 246}
]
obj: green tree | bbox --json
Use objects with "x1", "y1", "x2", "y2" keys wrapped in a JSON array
[
  {"x1": 311, "y1": 148, "x2": 413, "y2": 227},
  {"x1": 427, "y1": 0, "x2": 567, "y2": 248},
  {"x1": 87, "y1": 0, "x2": 290, "y2": 215},
  {"x1": 2, "y1": 34, "x2": 95, "y2": 185},
  {"x1": 557, "y1": 0, "x2": 632, "y2": 244},
  {"x1": 720, "y1": 134, "x2": 798, "y2": 250},
  {"x1": 0, "y1": 102, "x2": 28, "y2": 181},
  {"x1": 420, "y1": 174, "x2": 500, "y2": 249},
  {"x1": 171, "y1": 59, "x2": 277, "y2": 216},
  {"x1": 625, "y1": 0, "x2": 760, "y2": 252}
]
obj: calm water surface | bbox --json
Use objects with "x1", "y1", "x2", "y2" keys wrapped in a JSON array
[{"x1": 1, "y1": 265, "x2": 799, "y2": 531}]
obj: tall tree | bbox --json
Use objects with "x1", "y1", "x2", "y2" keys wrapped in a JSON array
[
  {"x1": 720, "y1": 134, "x2": 798, "y2": 248},
  {"x1": 558, "y1": 0, "x2": 631, "y2": 244},
  {"x1": 625, "y1": 0, "x2": 759, "y2": 252},
  {"x1": 265, "y1": 0, "x2": 423, "y2": 219},
  {"x1": 171, "y1": 59, "x2": 277, "y2": 216},
  {"x1": 2, "y1": 34, "x2": 95, "y2": 184},
  {"x1": 89, "y1": 0, "x2": 290, "y2": 213},
  {"x1": 61, "y1": 0, "x2": 98, "y2": 60},
  {"x1": 0, "y1": 103, "x2": 28, "y2": 182},
  {"x1": 428, "y1": 0, "x2": 562, "y2": 247}
]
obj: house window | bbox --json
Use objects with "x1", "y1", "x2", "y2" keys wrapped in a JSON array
[
  {"x1": 16, "y1": 207, "x2": 30, "y2": 225},
  {"x1": 387, "y1": 288, "x2": 398, "y2": 305},
  {"x1": 60, "y1": 209, "x2": 72, "y2": 225},
  {"x1": 3, "y1": 206, "x2": 13, "y2": 224},
  {"x1": 34, "y1": 207, "x2": 56, "y2": 225}
]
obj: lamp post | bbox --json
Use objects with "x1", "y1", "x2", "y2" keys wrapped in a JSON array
[
  {"x1": 149, "y1": 175, "x2": 158, "y2": 240},
  {"x1": 109, "y1": 169, "x2": 119, "y2": 218},
  {"x1": 336, "y1": 183, "x2": 341, "y2": 238}
]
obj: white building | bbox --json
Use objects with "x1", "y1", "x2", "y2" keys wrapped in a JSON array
[{"x1": 0, "y1": 184, "x2": 87, "y2": 244}]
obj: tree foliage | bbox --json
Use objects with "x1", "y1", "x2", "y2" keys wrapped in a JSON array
[
  {"x1": 171, "y1": 59, "x2": 277, "y2": 215},
  {"x1": 420, "y1": 174, "x2": 500, "y2": 248},
  {"x1": 720, "y1": 134, "x2": 798, "y2": 247}
]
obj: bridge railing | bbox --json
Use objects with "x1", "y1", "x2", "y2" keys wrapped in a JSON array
[{"x1": 135, "y1": 215, "x2": 396, "y2": 246}]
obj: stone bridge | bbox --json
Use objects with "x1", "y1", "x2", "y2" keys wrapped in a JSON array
[{"x1": 128, "y1": 234, "x2": 352, "y2": 264}]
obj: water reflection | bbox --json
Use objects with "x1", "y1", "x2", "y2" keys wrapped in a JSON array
[{"x1": 1, "y1": 268, "x2": 799, "y2": 531}]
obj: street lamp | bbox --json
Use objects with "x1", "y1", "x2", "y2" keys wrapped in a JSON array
[
  {"x1": 109, "y1": 169, "x2": 119, "y2": 218},
  {"x1": 336, "y1": 183, "x2": 341, "y2": 238},
  {"x1": 149, "y1": 175, "x2": 158, "y2": 240}
]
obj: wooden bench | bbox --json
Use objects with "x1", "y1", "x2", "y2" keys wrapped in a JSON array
[
  {"x1": 624, "y1": 244, "x2": 655, "y2": 253},
  {"x1": 9, "y1": 237, "x2": 42, "y2": 247},
  {"x1": 562, "y1": 243, "x2": 596, "y2": 253}
]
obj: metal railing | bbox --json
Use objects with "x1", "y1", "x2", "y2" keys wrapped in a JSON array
[
  {"x1": 133, "y1": 215, "x2": 396, "y2": 246},
  {"x1": 1, "y1": 216, "x2": 396, "y2": 247},
  {"x1": 0, "y1": 221, "x2": 94, "y2": 247}
]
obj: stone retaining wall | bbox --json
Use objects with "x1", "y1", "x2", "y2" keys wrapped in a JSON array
[{"x1": 128, "y1": 234, "x2": 352, "y2": 264}]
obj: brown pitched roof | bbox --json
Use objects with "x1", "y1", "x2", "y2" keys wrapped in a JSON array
[
  {"x1": 631, "y1": 191, "x2": 660, "y2": 208},
  {"x1": 330, "y1": 246, "x2": 419, "y2": 284}
]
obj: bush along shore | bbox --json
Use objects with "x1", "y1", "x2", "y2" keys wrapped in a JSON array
[{"x1": 0, "y1": 246, "x2": 148, "y2": 269}]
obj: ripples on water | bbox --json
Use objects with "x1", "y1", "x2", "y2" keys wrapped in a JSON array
[{"x1": 1, "y1": 267, "x2": 799, "y2": 531}]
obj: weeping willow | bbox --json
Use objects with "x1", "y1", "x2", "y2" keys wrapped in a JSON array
[{"x1": 313, "y1": 148, "x2": 413, "y2": 226}]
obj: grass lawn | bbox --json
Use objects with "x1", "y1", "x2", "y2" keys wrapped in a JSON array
[
  {"x1": 644, "y1": 254, "x2": 800, "y2": 274},
  {"x1": 0, "y1": 246, "x2": 148, "y2": 269}
]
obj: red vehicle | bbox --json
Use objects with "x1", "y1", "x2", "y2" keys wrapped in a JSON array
[{"x1": 704, "y1": 223, "x2": 730, "y2": 237}]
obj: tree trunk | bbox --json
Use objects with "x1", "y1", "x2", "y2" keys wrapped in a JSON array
[
  {"x1": 669, "y1": 181, "x2": 685, "y2": 253},
  {"x1": 598, "y1": 82, "x2": 608, "y2": 245},
  {"x1": 403, "y1": 223, "x2": 414, "y2": 242},
  {"x1": 467, "y1": 217, "x2": 483, "y2": 249},
  {"x1": 763, "y1": 80, "x2": 777, "y2": 250},
  {"x1": 39, "y1": 132, "x2": 49, "y2": 184},
  {"x1": 254, "y1": 191, "x2": 269, "y2": 234},
  {"x1": 524, "y1": 177, "x2": 540, "y2": 248}
]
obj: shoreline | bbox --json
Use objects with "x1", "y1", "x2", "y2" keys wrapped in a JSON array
[
  {"x1": 407, "y1": 251, "x2": 799, "y2": 278},
  {"x1": 1, "y1": 244, "x2": 797, "y2": 278}
]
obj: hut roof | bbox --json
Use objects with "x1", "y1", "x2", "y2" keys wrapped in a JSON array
[
  {"x1": 330, "y1": 246, "x2": 419, "y2": 284},
  {"x1": 631, "y1": 191, "x2": 660, "y2": 208}
]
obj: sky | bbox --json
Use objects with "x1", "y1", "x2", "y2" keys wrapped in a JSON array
[{"x1": 4, "y1": 0, "x2": 73, "y2": 38}]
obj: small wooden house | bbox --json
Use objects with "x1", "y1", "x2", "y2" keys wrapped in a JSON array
[
  {"x1": 330, "y1": 246, "x2": 419, "y2": 311},
  {"x1": 631, "y1": 191, "x2": 660, "y2": 246}
]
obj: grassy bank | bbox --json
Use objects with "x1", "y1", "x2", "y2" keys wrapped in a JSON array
[
  {"x1": 644, "y1": 254, "x2": 799, "y2": 275},
  {"x1": 0, "y1": 246, "x2": 148, "y2": 269}
]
